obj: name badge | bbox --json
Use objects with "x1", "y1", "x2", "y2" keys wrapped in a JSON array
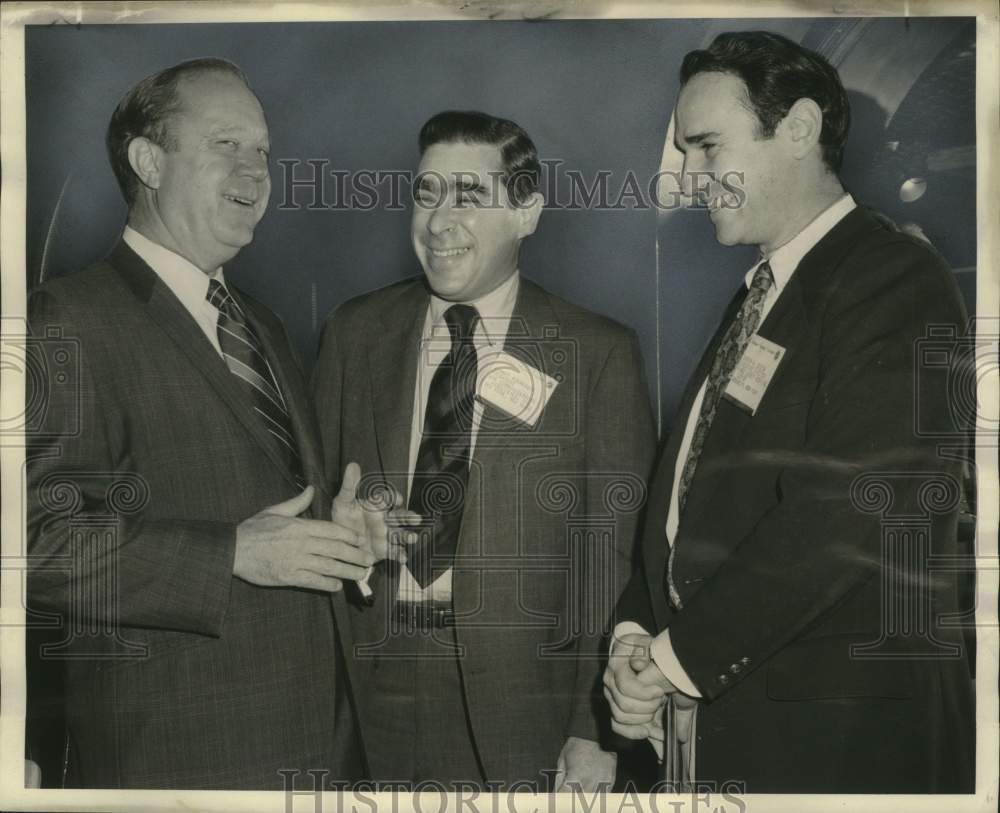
[
  {"x1": 723, "y1": 334, "x2": 786, "y2": 415},
  {"x1": 477, "y1": 350, "x2": 558, "y2": 427}
]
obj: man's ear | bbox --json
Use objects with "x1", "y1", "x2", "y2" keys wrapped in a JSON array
[
  {"x1": 127, "y1": 136, "x2": 164, "y2": 191},
  {"x1": 515, "y1": 191, "x2": 544, "y2": 239},
  {"x1": 781, "y1": 97, "x2": 823, "y2": 160}
]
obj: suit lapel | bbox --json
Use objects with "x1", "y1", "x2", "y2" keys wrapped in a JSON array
[
  {"x1": 456, "y1": 279, "x2": 562, "y2": 577},
  {"x1": 369, "y1": 281, "x2": 428, "y2": 498},
  {"x1": 350, "y1": 281, "x2": 427, "y2": 610},
  {"x1": 474, "y1": 277, "x2": 559, "y2": 446},
  {"x1": 670, "y1": 207, "x2": 883, "y2": 569},
  {"x1": 676, "y1": 275, "x2": 809, "y2": 534},
  {"x1": 110, "y1": 242, "x2": 300, "y2": 490}
]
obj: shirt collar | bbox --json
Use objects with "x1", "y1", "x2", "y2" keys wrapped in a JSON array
[
  {"x1": 744, "y1": 194, "x2": 856, "y2": 293},
  {"x1": 123, "y1": 225, "x2": 226, "y2": 298},
  {"x1": 427, "y1": 270, "x2": 520, "y2": 346}
]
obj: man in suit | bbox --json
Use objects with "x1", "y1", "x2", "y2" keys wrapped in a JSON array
[
  {"x1": 605, "y1": 31, "x2": 975, "y2": 793},
  {"x1": 313, "y1": 110, "x2": 656, "y2": 791},
  {"x1": 26, "y1": 58, "x2": 392, "y2": 789}
]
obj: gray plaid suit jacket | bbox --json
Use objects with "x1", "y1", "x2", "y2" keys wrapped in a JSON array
[
  {"x1": 26, "y1": 242, "x2": 359, "y2": 789},
  {"x1": 312, "y1": 275, "x2": 656, "y2": 785}
]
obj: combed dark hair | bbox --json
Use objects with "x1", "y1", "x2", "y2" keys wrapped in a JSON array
[
  {"x1": 106, "y1": 58, "x2": 251, "y2": 206},
  {"x1": 680, "y1": 31, "x2": 850, "y2": 172},
  {"x1": 418, "y1": 110, "x2": 540, "y2": 206}
]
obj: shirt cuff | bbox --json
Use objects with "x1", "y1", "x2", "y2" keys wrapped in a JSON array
[
  {"x1": 650, "y1": 629, "x2": 702, "y2": 698},
  {"x1": 611, "y1": 621, "x2": 650, "y2": 652}
]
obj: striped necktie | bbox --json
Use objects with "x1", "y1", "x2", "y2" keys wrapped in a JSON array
[
  {"x1": 406, "y1": 303, "x2": 480, "y2": 588},
  {"x1": 206, "y1": 279, "x2": 304, "y2": 487},
  {"x1": 666, "y1": 261, "x2": 774, "y2": 609}
]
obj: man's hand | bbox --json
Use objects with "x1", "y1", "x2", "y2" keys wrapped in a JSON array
[
  {"x1": 233, "y1": 485, "x2": 375, "y2": 592},
  {"x1": 629, "y1": 644, "x2": 698, "y2": 709},
  {"x1": 627, "y1": 635, "x2": 698, "y2": 745},
  {"x1": 554, "y1": 736, "x2": 616, "y2": 793},
  {"x1": 603, "y1": 632, "x2": 668, "y2": 739},
  {"x1": 331, "y1": 462, "x2": 420, "y2": 563}
]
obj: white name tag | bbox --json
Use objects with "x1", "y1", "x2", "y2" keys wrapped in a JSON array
[
  {"x1": 477, "y1": 350, "x2": 558, "y2": 427},
  {"x1": 724, "y1": 334, "x2": 786, "y2": 415}
]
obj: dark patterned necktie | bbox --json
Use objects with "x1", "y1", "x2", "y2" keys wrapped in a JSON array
[
  {"x1": 206, "y1": 279, "x2": 304, "y2": 487},
  {"x1": 667, "y1": 261, "x2": 774, "y2": 609},
  {"x1": 406, "y1": 304, "x2": 480, "y2": 588}
]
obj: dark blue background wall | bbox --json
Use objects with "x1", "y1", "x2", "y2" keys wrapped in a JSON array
[{"x1": 25, "y1": 18, "x2": 976, "y2": 432}]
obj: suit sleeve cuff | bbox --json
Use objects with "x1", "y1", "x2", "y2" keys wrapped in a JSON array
[{"x1": 650, "y1": 629, "x2": 702, "y2": 698}]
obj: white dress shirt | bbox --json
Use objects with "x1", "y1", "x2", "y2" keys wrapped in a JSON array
[
  {"x1": 611, "y1": 195, "x2": 856, "y2": 759},
  {"x1": 122, "y1": 226, "x2": 227, "y2": 357},
  {"x1": 396, "y1": 270, "x2": 521, "y2": 603}
]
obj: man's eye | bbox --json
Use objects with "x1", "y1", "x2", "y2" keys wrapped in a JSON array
[
  {"x1": 702, "y1": 143, "x2": 718, "y2": 155},
  {"x1": 456, "y1": 192, "x2": 480, "y2": 206},
  {"x1": 217, "y1": 140, "x2": 238, "y2": 149}
]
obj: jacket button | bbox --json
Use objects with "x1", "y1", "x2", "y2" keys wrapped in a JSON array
[
  {"x1": 740, "y1": 656, "x2": 751, "y2": 666},
  {"x1": 718, "y1": 674, "x2": 729, "y2": 685},
  {"x1": 729, "y1": 663, "x2": 742, "y2": 674}
]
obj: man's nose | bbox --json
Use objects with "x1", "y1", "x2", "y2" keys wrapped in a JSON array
[
  {"x1": 427, "y1": 201, "x2": 456, "y2": 234},
  {"x1": 680, "y1": 157, "x2": 712, "y2": 204},
  {"x1": 238, "y1": 148, "x2": 269, "y2": 181},
  {"x1": 679, "y1": 154, "x2": 698, "y2": 200}
]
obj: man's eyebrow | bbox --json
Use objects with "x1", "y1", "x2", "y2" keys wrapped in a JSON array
[
  {"x1": 206, "y1": 122, "x2": 244, "y2": 135},
  {"x1": 206, "y1": 123, "x2": 269, "y2": 144},
  {"x1": 682, "y1": 130, "x2": 720, "y2": 145},
  {"x1": 454, "y1": 177, "x2": 489, "y2": 193}
]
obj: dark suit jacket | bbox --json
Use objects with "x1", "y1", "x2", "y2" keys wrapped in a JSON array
[
  {"x1": 616, "y1": 207, "x2": 975, "y2": 793},
  {"x1": 313, "y1": 275, "x2": 656, "y2": 785},
  {"x1": 26, "y1": 242, "x2": 359, "y2": 789}
]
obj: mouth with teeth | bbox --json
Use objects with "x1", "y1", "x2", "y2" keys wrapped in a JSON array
[
  {"x1": 223, "y1": 193, "x2": 256, "y2": 208},
  {"x1": 429, "y1": 246, "x2": 471, "y2": 259}
]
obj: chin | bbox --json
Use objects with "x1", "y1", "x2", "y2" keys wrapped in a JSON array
[
  {"x1": 423, "y1": 268, "x2": 465, "y2": 298},
  {"x1": 228, "y1": 229, "x2": 257, "y2": 250},
  {"x1": 424, "y1": 280, "x2": 463, "y2": 302},
  {"x1": 711, "y1": 219, "x2": 750, "y2": 247},
  {"x1": 711, "y1": 227, "x2": 737, "y2": 246}
]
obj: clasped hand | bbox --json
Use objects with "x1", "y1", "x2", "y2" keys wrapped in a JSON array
[
  {"x1": 233, "y1": 462, "x2": 419, "y2": 592},
  {"x1": 603, "y1": 633, "x2": 697, "y2": 742}
]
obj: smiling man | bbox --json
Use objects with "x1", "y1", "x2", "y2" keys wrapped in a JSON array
[
  {"x1": 313, "y1": 110, "x2": 655, "y2": 790},
  {"x1": 26, "y1": 59, "x2": 386, "y2": 788},
  {"x1": 605, "y1": 31, "x2": 974, "y2": 793}
]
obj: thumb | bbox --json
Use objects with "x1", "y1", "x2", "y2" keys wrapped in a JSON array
[
  {"x1": 336, "y1": 462, "x2": 362, "y2": 503},
  {"x1": 629, "y1": 644, "x2": 651, "y2": 673},
  {"x1": 266, "y1": 485, "x2": 314, "y2": 517}
]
